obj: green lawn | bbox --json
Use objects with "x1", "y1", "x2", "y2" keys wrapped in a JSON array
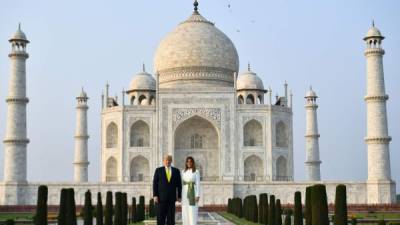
[
  {"x1": 351, "y1": 212, "x2": 400, "y2": 220},
  {"x1": 219, "y1": 212, "x2": 261, "y2": 225},
  {"x1": 0, "y1": 213, "x2": 34, "y2": 220}
]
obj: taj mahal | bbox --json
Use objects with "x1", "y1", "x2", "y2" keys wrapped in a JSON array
[{"x1": 0, "y1": 2, "x2": 396, "y2": 206}]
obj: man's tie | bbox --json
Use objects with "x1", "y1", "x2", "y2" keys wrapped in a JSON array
[{"x1": 166, "y1": 167, "x2": 171, "y2": 183}]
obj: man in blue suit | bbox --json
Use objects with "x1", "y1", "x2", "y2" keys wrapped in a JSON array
[{"x1": 153, "y1": 155, "x2": 182, "y2": 225}]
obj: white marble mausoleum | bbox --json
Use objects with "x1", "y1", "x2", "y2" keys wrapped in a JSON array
[{"x1": 0, "y1": 3, "x2": 396, "y2": 205}]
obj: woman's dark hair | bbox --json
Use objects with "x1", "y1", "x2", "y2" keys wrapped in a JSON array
[{"x1": 184, "y1": 156, "x2": 196, "y2": 172}]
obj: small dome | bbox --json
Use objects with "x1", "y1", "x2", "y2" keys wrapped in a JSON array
[
  {"x1": 364, "y1": 26, "x2": 384, "y2": 40},
  {"x1": 237, "y1": 68, "x2": 265, "y2": 91},
  {"x1": 9, "y1": 24, "x2": 29, "y2": 42},
  {"x1": 128, "y1": 69, "x2": 156, "y2": 91},
  {"x1": 305, "y1": 88, "x2": 317, "y2": 98}
]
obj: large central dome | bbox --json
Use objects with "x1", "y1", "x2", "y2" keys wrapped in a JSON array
[{"x1": 154, "y1": 10, "x2": 239, "y2": 88}]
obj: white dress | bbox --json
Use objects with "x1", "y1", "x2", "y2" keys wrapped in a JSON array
[{"x1": 181, "y1": 169, "x2": 200, "y2": 225}]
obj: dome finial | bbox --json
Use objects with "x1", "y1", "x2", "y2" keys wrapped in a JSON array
[
  {"x1": 18, "y1": 23, "x2": 21, "y2": 30},
  {"x1": 194, "y1": 0, "x2": 199, "y2": 12},
  {"x1": 142, "y1": 63, "x2": 146, "y2": 72},
  {"x1": 372, "y1": 19, "x2": 375, "y2": 27},
  {"x1": 247, "y1": 62, "x2": 251, "y2": 72}
]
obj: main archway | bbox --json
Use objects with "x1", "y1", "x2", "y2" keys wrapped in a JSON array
[{"x1": 174, "y1": 115, "x2": 219, "y2": 181}]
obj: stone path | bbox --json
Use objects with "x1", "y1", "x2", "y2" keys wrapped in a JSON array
[{"x1": 208, "y1": 212, "x2": 236, "y2": 225}]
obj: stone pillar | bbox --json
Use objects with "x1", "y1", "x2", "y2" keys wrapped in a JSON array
[
  {"x1": 363, "y1": 24, "x2": 396, "y2": 203},
  {"x1": 304, "y1": 87, "x2": 321, "y2": 181},
  {"x1": 73, "y1": 89, "x2": 89, "y2": 182},
  {"x1": 3, "y1": 25, "x2": 30, "y2": 183}
]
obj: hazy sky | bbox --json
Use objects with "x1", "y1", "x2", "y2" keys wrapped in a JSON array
[{"x1": 0, "y1": 0, "x2": 399, "y2": 191}]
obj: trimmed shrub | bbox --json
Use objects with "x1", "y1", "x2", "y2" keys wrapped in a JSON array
[
  {"x1": 334, "y1": 185, "x2": 347, "y2": 225},
  {"x1": 258, "y1": 193, "x2": 268, "y2": 224},
  {"x1": 122, "y1": 193, "x2": 128, "y2": 225},
  {"x1": 104, "y1": 191, "x2": 113, "y2": 225},
  {"x1": 57, "y1": 189, "x2": 68, "y2": 225},
  {"x1": 114, "y1": 192, "x2": 123, "y2": 225},
  {"x1": 305, "y1": 186, "x2": 312, "y2": 225},
  {"x1": 131, "y1": 197, "x2": 137, "y2": 222},
  {"x1": 237, "y1": 198, "x2": 243, "y2": 218},
  {"x1": 66, "y1": 188, "x2": 77, "y2": 225},
  {"x1": 5, "y1": 220, "x2": 14, "y2": 225},
  {"x1": 96, "y1": 192, "x2": 104, "y2": 225},
  {"x1": 250, "y1": 195, "x2": 258, "y2": 222},
  {"x1": 149, "y1": 199, "x2": 155, "y2": 218},
  {"x1": 138, "y1": 195, "x2": 145, "y2": 221},
  {"x1": 311, "y1": 184, "x2": 329, "y2": 225},
  {"x1": 294, "y1": 191, "x2": 303, "y2": 225},
  {"x1": 378, "y1": 220, "x2": 386, "y2": 225},
  {"x1": 350, "y1": 218, "x2": 357, "y2": 225},
  {"x1": 83, "y1": 190, "x2": 93, "y2": 225},
  {"x1": 284, "y1": 209, "x2": 292, "y2": 225},
  {"x1": 268, "y1": 195, "x2": 276, "y2": 225},
  {"x1": 276, "y1": 199, "x2": 283, "y2": 225},
  {"x1": 35, "y1": 185, "x2": 48, "y2": 225}
]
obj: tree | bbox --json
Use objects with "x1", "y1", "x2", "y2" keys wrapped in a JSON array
[
  {"x1": 83, "y1": 190, "x2": 93, "y2": 225},
  {"x1": 131, "y1": 197, "x2": 137, "y2": 223},
  {"x1": 66, "y1": 188, "x2": 77, "y2": 225},
  {"x1": 259, "y1": 193, "x2": 268, "y2": 224},
  {"x1": 96, "y1": 192, "x2": 104, "y2": 225},
  {"x1": 149, "y1": 199, "x2": 155, "y2": 218},
  {"x1": 294, "y1": 191, "x2": 303, "y2": 225},
  {"x1": 35, "y1": 185, "x2": 48, "y2": 225},
  {"x1": 334, "y1": 185, "x2": 348, "y2": 225},
  {"x1": 58, "y1": 189, "x2": 68, "y2": 225},
  {"x1": 122, "y1": 193, "x2": 128, "y2": 225},
  {"x1": 114, "y1": 192, "x2": 123, "y2": 225},
  {"x1": 268, "y1": 195, "x2": 276, "y2": 225},
  {"x1": 284, "y1": 209, "x2": 292, "y2": 225},
  {"x1": 311, "y1": 184, "x2": 329, "y2": 225},
  {"x1": 104, "y1": 191, "x2": 113, "y2": 225},
  {"x1": 138, "y1": 195, "x2": 145, "y2": 221},
  {"x1": 276, "y1": 199, "x2": 283, "y2": 225},
  {"x1": 5, "y1": 220, "x2": 14, "y2": 225},
  {"x1": 305, "y1": 186, "x2": 312, "y2": 225}
]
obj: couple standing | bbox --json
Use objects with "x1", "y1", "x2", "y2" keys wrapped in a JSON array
[{"x1": 153, "y1": 155, "x2": 201, "y2": 225}]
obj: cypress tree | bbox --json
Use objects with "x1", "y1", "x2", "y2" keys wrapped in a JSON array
[
  {"x1": 294, "y1": 191, "x2": 303, "y2": 225},
  {"x1": 96, "y1": 192, "x2": 104, "y2": 225},
  {"x1": 259, "y1": 193, "x2": 268, "y2": 224},
  {"x1": 243, "y1": 196, "x2": 248, "y2": 221},
  {"x1": 58, "y1": 189, "x2": 68, "y2": 225},
  {"x1": 276, "y1": 199, "x2": 283, "y2": 225},
  {"x1": 284, "y1": 209, "x2": 292, "y2": 225},
  {"x1": 237, "y1": 198, "x2": 243, "y2": 218},
  {"x1": 104, "y1": 191, "x2": 113, "y2": 225},
  {"x1": 252, "y1": 195, "x2": 259, "y2": 223},
  {"x1": 139, "y1": 195, "x2": 145, "y2": 221},
  {"x1": 334, "y1": 185, "x2": 347, "y2": 225},
  {"x1": 228, "y1": 198, "x2": 232, "y2": 213},
  {"x1": 122, "y1": 193, "x2": 128, "y2": 225},
  {"x1": 35, "y1": 185, "x2": 48, "y2": 225},
  {"x1": 5, "y1": 220, "x2": 14, "y2": 225},
  {"x1": 66, "y1": 188, "x2": 77, "y2": 225},
  {"x1": 149, "y1": 199, "x2": 155, "y2": 218},
  {"x1": 83, "y1": 190, "x2": 93, "y2": 225},
  {"x1": 131, "y1": 197, "x2": 137, "y2": 222},
  {"x1": 311, "y1": 184, "x2": 329, "y2": 225},
  {"x1": 268, "y1": 195, "x2": 276, "y2": 225},
  {"x1": 114, "y1": 192, "x2": 123, "y2": 225},
  {"x1": 305, "y1": 186, "x2": 312, "y2": 225},
  {"x1": 350, "y1": 218, "x2": 357, "y2": 225},
  {"x1": 378, "y1": 220, "x2": 386, "y2": 225}
]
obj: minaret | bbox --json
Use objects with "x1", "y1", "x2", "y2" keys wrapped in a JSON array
[
  {"x1": 73, "y1": 88, "x2": 90, "y2": 182},
  {"x1": 364, "y1": 23, "x2": 395, "y2": 203},
  {"x1": 364, "y1": 24, "x2": 392, "y2": 179},
  {"x1": 3, "y1": 24, "x2": 30, "y2": 183},
  {"x1": 304, "y1": 87, "x2": 321, "y2": 181}
]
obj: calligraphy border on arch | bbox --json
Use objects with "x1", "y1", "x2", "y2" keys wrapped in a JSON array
[{"x1": 172, "y1": 108, "x2": 221, "y2": 130}]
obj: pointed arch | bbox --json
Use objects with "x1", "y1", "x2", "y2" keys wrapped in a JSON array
[
  {"x1": 276, "y1": 156, "x2": 287, "y2": 181},
  {"x1": 276, "y1": 121, "x2": 288, "y2": 147},
  {"x1": 174, "y1": 115, "x2": 219, "y2": 181},
  {"x1": 130, "y1": 96, "x2": 135, "y2": 105},
  {"x1": 138, "y1": 95, "x2": 147, "y2": 105},
  {"x1": 243, "y1": 119, "x2": 263, "y2": 146},
  {"x1": 238, "y1": 95, "x2": 244, "y2": 104},
  {"x1": 244, "y1": 155, "x2": 263, "y2": 181},
  {"x1": 149, "y1": 96, "x2": 155, "y2": 105},
  {"x1": 106, "y1": 122, "x2": 118, "y2": 148},
  {"x1": 246, "y1": 94, "x2": 255, "y2": 104},
  {"x1": 130, "y1": 120, "x2": 150, "y2": 147},
  {"x1": 106, "y1": 157, "x2": 117, "y2": 182},
  {"x1": 130, "y1": 155, "x2": 150, "y2": 182}
]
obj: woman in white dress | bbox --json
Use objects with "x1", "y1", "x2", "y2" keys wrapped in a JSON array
[{"x1": 181, "y1": 156, "x2": 201, "y2": 225}]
